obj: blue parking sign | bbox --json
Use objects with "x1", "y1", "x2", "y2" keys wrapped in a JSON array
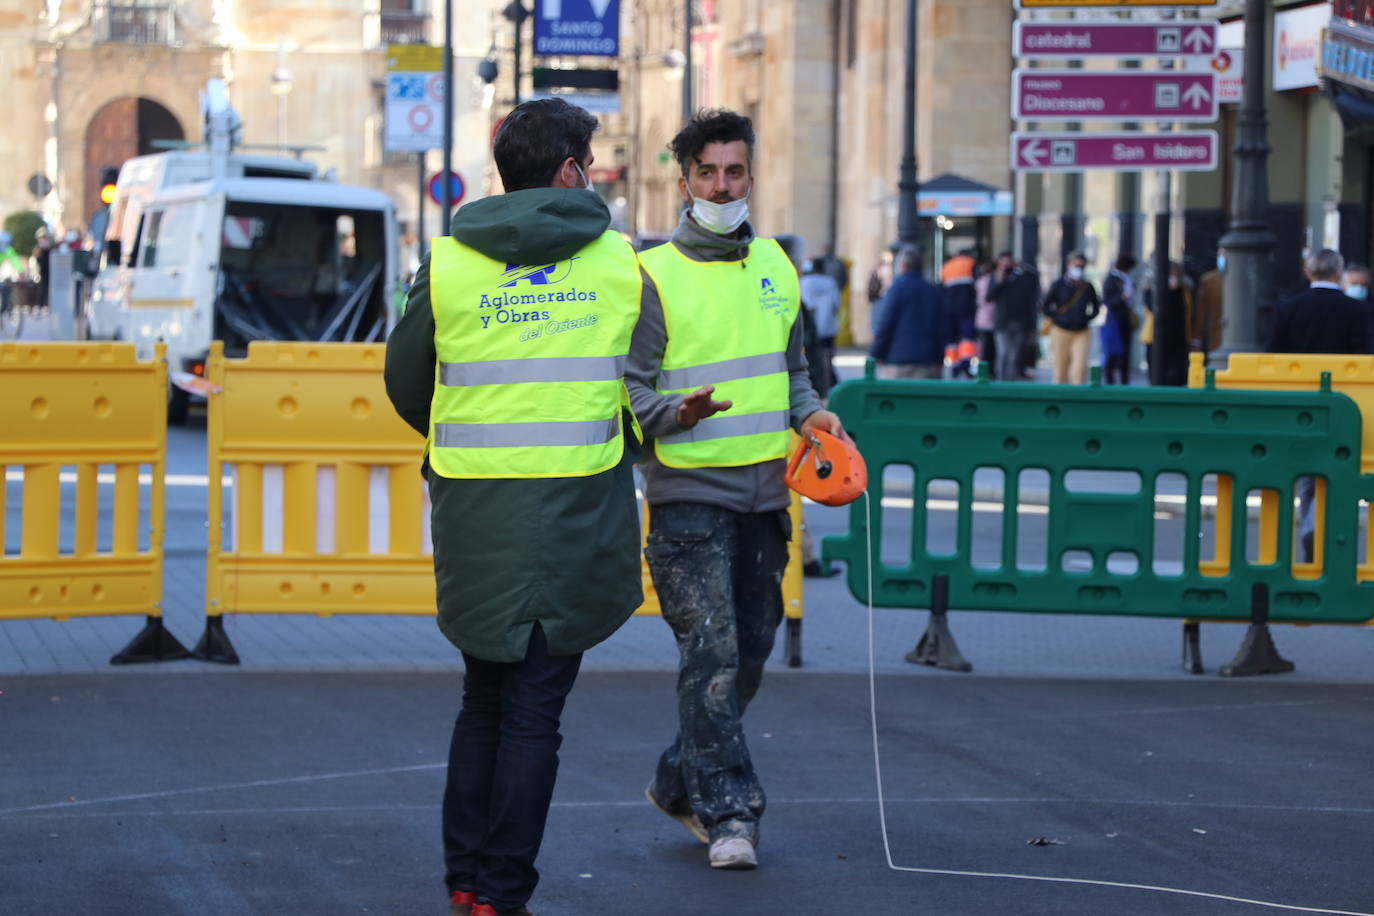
[{"x1": 534, "y1": 0, "x2": 620, "y2": 58}]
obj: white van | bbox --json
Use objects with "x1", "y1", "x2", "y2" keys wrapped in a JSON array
[{"x1": 87, "y1": 82, "x2": 399, "y2": 422}]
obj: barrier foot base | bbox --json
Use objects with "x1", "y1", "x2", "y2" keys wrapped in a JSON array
[
  {"x1": 1182, "y1": 621, "x2": 1204, "y2": 675},
  {"x1": 110, "y1": 616, "x2": 193, "y2": 665},
  {"x1": 906, "y1": 611, "x2": 973, "y2": 672},
  {"x1": 1219, "y1": 624, "x2": 1294, "y2": 677},
  {"x1": 904, "y1": 576, "x2": 972, "y2": 672},
  {"x1": 784, "y1": 618, "x2": 802, "y2": 668},
  {"x1": 192, "y1": 616, "x2": 241, "y2": 665}
]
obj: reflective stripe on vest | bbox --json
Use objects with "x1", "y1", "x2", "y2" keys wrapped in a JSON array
[
  {"x1": 440, "y1": 355, "x2": 628, "y2": 387},
  {"x1": 435, "y1": 415, "x2": 620, "y2": 449},
  {"x1": 427, "y1": 230, "x2": 641, "y2": 480},
  {"x1": 639, "y1": 237, "x2": 800, "y2": 470},
  {"x1": 658, "y1": 410, "x2": 789, "y2": 446}
]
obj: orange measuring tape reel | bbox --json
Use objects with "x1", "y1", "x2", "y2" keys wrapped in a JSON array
[{"x1": 785, "y1": 429, "x2": 868, "y2": 506}]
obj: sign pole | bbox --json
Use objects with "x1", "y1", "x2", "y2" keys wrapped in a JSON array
[
  {"x1": 1151, "y1": 25, "x2": 1185, "y2": 387},
  {"x1": 441, "y1": 0, "x2": 454, "y2": 222},
  {"x1": 417, "y1": 153, "x2": 427, "y2": 257},
  {"x1": 682, "y1": 0, "x2": 693, "y2": 121}
]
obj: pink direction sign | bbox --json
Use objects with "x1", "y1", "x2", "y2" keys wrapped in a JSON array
[
  {"x1": 1013, "y1": 70, "x2": 1218, "y2": 122},
  {"x1": 1015, "y1": 21, "x2": 1217, "y2": 59},
  {"x1": 1012, "y1": 131, "x2": 1218, "y2": 173}
]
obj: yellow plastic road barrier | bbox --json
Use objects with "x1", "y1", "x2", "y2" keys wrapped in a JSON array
[
  {"x1": 1188, "y1": 353, "x2": 1374, "y2": 583},
  {"x1": 1182, "y1": 352, "x2": 1374, "y2": 672},
  {"x1": 0, "y1": 342, "x2": 189, "y2": 663},
  {"x1": 198, "y1": 341, "x2": 432, "y2": 663},
  {"x1": 636, "y1": 489, "x2": 806, "y2": 667}
]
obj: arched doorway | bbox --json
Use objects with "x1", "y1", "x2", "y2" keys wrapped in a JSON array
[{"x1": 83, "y1": 97, "x2": 185, "y2": 224}]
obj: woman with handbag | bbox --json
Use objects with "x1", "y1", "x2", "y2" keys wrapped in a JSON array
[{"x1": 1040, "y1": 251, "x2": 1101, "y2": 384}]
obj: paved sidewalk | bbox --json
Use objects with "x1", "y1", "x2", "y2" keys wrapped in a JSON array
[{"x1": 3, "y1": 670, "x2": 1372, "y2": 916}]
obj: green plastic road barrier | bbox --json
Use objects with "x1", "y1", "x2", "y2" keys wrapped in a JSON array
[{"x1": 822, "y1": 361, "x2": 1374, "y2": 676}]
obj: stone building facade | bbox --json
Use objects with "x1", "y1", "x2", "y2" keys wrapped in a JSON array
[{"x1": 0, "y1": 0, "x2": 495, "y2": 245}]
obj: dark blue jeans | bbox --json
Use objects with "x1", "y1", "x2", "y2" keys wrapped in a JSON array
[
  {"x1": 443, "y1": 624, "x2": 582, "y2": 912},
  {"x1": 644, "y1": 502, "x2": 790, "y2": 845}
]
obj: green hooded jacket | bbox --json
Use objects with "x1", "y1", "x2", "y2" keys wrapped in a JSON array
[{"x1": 384, "y1": 188, "x2": 643, "y2": 662}]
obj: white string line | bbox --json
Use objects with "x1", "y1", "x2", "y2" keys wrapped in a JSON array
[
  {"x1": 0, "y1": 762, "x2": 445, "y2": 817},
  {"x1": 860, "y1": 490, "x2": 1374, "y2": 916},
  {"x1": 12, "y1": 793, "x2": 1374, "y2": 823}
]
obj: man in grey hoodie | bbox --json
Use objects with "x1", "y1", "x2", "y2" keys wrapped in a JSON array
[
  {"x1": 627, "y1": 109, "x2": 843, "y2": 870},
  {"x1": 385, "y1": 99, "x2": 644, "y2": 916}
]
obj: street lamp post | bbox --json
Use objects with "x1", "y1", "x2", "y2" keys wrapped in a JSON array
[
  {"x1": 895, "y1": 0, "x2": 919, "y2": 246},
  {"x1": 1217, "y1": 0, "x2": 1277, "y2": 358}
]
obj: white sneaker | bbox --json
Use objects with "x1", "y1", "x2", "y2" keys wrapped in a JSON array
[{"x1": 708, "y1": 837, "x2": 758, "y2": 870}]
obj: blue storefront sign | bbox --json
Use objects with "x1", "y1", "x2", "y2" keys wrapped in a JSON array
[{"x1": 534, "y1": 0, "x2": 620, "y2": 58}]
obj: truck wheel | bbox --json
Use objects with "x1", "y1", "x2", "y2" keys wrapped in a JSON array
[{"x1": 168, "y1": 385, "x2": 190, "y2": 426}]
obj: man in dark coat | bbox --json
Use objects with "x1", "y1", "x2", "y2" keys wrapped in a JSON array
[
  {"x1": 384, "y1": 99, "x2": 644, "y2": 916},
  {"x1": 986, "y1": 250, "x2": 1039, "y2": 382},
  {"x1": 1268, "y1": 248, "x2": 1369, "y2": 562},
  {"x1": 871, "y1": 243, "x2": 947, "y2": 378}
]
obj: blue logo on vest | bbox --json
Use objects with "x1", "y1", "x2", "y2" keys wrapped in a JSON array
[
  {"x1": 758, "y1": 276, "x2": 788, "y2": 315},
  {"x1": 499, "y1": 258, "x2": 576, "y2": 288}
]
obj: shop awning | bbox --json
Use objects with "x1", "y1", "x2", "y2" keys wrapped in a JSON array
[{"x1": 918, "y1": 173, "x2": 1013, "y2": 217}]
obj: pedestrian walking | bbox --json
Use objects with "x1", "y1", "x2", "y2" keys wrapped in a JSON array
[
  {"x1": 867, "y1": 244, "x2": 898, "y2": 336},
  {"x1": 1040, "y1": 250, "x2": 1100, "y2": 385},
  {"x1": 941, "y1": 248, "x2": 978, "y2": 377},
  {"x1": 1268, "y1": 249, "x2": 1367, "y2": 561},
  {"x1": 1102, "y1": 254, "x2": 1138, "y2": 385},
  {"x1": 777, "y1": 234, "x2": 837, "y2": 578},
  {"x1": 626, "y1": 108, "x2": 843, "y2": 871},
  {"x1": 1192, "y1": 249, "x2": 1225, "y2": 358},
  {"x1": 871, "y1": 243, "x2": 947, "y2": 379},
  {"x1": 33, "y1": 226, "x2": 52, "y2": 309},
  {"x1": 1342, "y1": 262, "x2": 1373, "y2": 351},
  {"x1": 800, "y1": 257, "x2": 841, "y2": 397},
  {"x1": 974, "y1": 258, "x2": 997, "y2": 377},
  {"x1": 986, "y1": 251, "x2": 1038, "y2": 383},
  {"x1": 383, "y1": 98, "x2": 646, "y2": 916}
]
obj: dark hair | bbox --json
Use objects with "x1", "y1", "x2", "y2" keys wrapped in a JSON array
[
  {"x1": 668, "y1": 109, "x2": 756, "y2": 176},
  {"x1": 996, "y1": 250, "x2": 1014, "y2": 261},
  {"x1": 1115, "y1": 254, "x2": 1138, "y2": 272},
  {"x1": 493, "y1": 98, "x2": 598, "y2": 192}
]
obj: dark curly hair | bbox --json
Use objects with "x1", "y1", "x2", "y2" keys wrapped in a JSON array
[
  {"x1": 494, "y1": 98, "x2": 599, "y2": 192},
  {"x1": 667, "y1": 109, "x2": 756, "y2": 177}
]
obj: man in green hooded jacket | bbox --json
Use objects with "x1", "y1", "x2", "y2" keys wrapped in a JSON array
[{"x1": 384, "y1": 99, "x2": 643, "y2": 916}]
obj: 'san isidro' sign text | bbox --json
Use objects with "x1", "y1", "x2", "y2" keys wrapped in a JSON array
[{"x1": 534, "y1": 0, "x2": 621, "y2": 58}]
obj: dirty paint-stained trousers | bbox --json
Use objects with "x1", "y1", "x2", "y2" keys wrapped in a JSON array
[{"x1": 644, "y1": 502, "x2": 791, "y2": 845}]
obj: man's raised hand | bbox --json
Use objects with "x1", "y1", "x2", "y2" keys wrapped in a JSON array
[{"x1": 676, "y1": 385, "x2": 733, "y2": 429}]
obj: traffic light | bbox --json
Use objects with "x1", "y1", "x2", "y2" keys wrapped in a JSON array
[{"x1": 99, "y1": 166, "x2": 119, "y2": 205}]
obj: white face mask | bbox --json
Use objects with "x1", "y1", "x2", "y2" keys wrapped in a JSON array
[
  {"x1": 689, "y1": 190, "x2": 750, "y2": 235},
  {"x1": 1348, "y1": 284, "x2": 1369, "y2": 301},
  {"x1": 1216, "y1": 255, "x2": 1227, "y2": 272},
  {"x1": 1066, "y1": 265, "x2": 1084, "y2": 281},
  {"x1": 573, "y1": 162, "x2": 595, "y2": 193}
]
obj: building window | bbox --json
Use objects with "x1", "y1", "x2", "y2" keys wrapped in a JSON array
[
  {"x1": 379, "y1": 0, "x2": 430, "y2": 46},
  {"x1": 92, "y1": 1, "x2": 177, "y2": 46}
]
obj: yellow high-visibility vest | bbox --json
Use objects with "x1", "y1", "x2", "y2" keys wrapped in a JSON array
[
  {"x1": 428, "y1": 231, "x2": 641, "y2": 479},
  {"x1": 639, "y1": 237, "x2": 799, "y2": 469}
]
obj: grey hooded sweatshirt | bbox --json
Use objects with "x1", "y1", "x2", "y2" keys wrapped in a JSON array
[{"x1": 626, "y1": 211, "x2": 824, "y2": 514}]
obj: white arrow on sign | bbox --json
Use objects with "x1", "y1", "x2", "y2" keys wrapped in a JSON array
[
  {"x1": 1182, "y1": 81, "x2": 1212, "y2": 110},
  {"x1": 589, "y1": 0, "x2": 614, "y2": 17},
  {"x1": 1020, "y1": 140, "x2": 1047, "y2": 167},
  {"x1": 1183, "y1": 27, "x2": 1213, "y2": 54}
]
